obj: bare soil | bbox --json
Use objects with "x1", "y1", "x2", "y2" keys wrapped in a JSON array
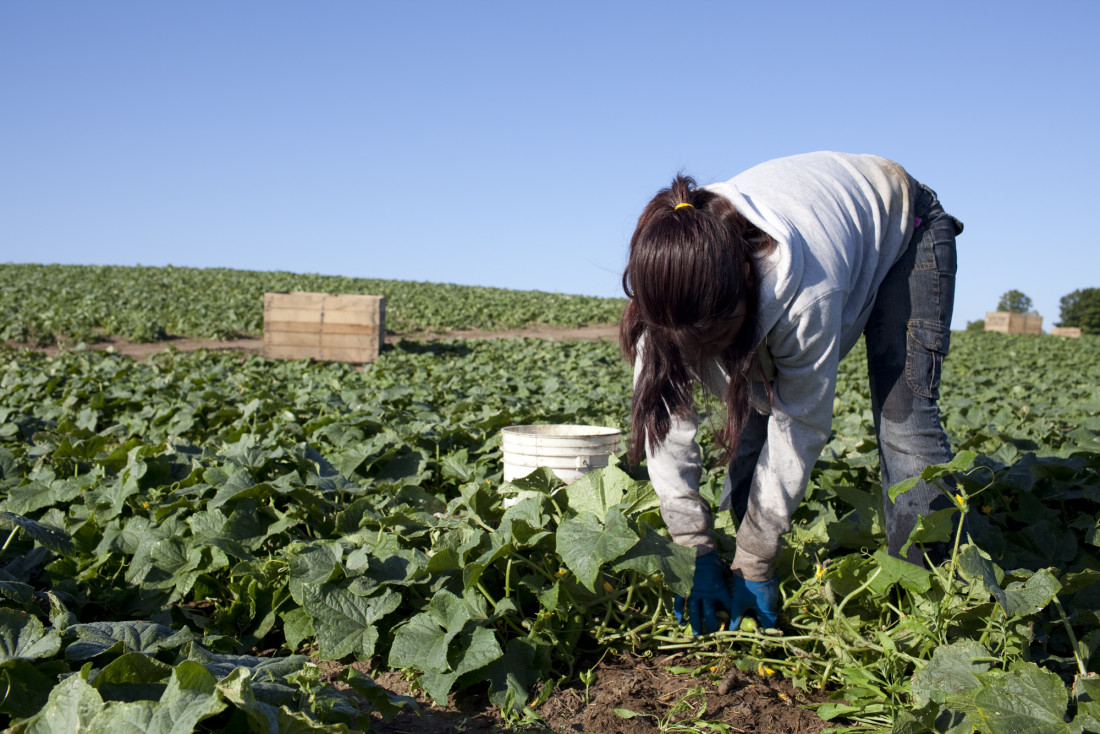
[
  {"x1": 7, "y1": 323, "x2": 621, "y2": 361},
  {"x1": 326, "y1": 653, "x2": 829, "y2": 734}
]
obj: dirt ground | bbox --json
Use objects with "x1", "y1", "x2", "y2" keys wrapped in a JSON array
[
  {"x1": 10, "y1": 322, "x2": 622, "y2": 360},
  {"x1": 332, "y1": 653, "x2": 829, "y2": 734},
  {"x1": 8, "y1": 324, "x2": 833, "y2": 732}
]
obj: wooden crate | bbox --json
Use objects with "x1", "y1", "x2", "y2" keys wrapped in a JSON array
[
  {"x1": 263, "y1": 292, "x2": 385, "y2": 363},
  {"x1": 1051, "y1": 326, "x2": 1083, "y2": 338},
  {"x1": 984, "y1": 311, "x2": 1043, "y2": 335}
]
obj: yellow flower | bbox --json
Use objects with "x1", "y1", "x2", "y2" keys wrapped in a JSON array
[
  {"x1": 954, "y1": 493, "x2": 966, "y2": 508},
  {"x1": 815, "y1": 563, "x2": 826, "y2": 579},
  {"x1": 555, "y1": 567, "x2": 568, "y2": 578},
  {"x1": 758, "y1": 664, "x2": 775, "y2": 676},
  {"x1": 981, "y1": 505, "x2": 993, "y2": 514}
]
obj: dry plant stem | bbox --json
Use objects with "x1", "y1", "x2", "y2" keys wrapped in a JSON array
[
  {"x1": 0, "y1": 526, "x2": 17, "y2": 554},
  {"x1": 1051, "y1": 595, "x2": 1088, "y2": 677}
]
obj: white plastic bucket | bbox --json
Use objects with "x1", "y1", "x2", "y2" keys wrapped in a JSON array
[{"x1": 501, "y1": 424, "x2": 622, "y2": 484}]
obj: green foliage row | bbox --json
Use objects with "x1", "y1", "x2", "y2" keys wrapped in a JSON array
[
  {"x1": 0, "y1": 319, "x2": 1099, "y2": 730},
  {"x1": 0, "y1": 339, "x2": 645, "y2": 730},
  {"x1": 788, "y1": 331, "x2": 1100, "y2": 731},
  {"x1": 0, "y1": 263, "x2": 626, "y2": 344}
]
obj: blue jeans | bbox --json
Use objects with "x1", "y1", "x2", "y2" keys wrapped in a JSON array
[{"x1": 721, "y1": 182, "x2": 964, "y2": 566}]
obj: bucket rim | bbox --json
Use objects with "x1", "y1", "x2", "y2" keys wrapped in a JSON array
[{"x1": 501, "y1": 424, "x2": 620, "y2": 438}]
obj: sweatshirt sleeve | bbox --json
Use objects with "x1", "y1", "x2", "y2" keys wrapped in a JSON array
[
  {"x1": 633, "y1": 341, "x2": 717, "y2": 556},
  {"x1": 732, "y1": 293, "x2": 843, "y2": 580}
]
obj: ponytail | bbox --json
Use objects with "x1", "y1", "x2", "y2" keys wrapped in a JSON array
[{"x1": 620, "y1": 174, "x2": 773, "y2": 465}]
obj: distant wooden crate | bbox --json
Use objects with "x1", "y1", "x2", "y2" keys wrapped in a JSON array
[
  {"x1": 1051, "y1": 326, "x2": 1083, "y2": 338},
  {"x1": 985, "y1": 311, "x2": 1043, "y2": 335},
  {"x1": 263, "y1": 292, "x2": 385, "y2": 363}
]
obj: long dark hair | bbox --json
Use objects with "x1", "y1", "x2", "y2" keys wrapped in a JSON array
[{"x1": 620, "y1": 174, "x2": 773, "y2": 465}]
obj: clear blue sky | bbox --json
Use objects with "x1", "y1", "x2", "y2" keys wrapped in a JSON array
[{"x1": 2, "y1": 1, "x2": 1097, "y2": 331}]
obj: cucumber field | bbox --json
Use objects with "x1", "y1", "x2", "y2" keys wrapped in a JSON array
[{"x1": 1, "y1": 264, "x2": 1100, "y2": 733}]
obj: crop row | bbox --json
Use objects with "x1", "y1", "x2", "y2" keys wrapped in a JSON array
[
  {"x1": 0, "y1": 263, "x2": 626, "y2": 344},
  {"x1": 0, "y1": 326, "x2": 1099, "y2": 731}
]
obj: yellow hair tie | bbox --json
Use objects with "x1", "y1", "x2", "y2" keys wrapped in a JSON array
[{"x1": 675, "y1": 202, "x2": 694, "y2": 210}]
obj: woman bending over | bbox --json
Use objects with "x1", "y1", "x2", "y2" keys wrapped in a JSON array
[{"x1": 621, "y1": 151, "x2": 964, "y2": 635}]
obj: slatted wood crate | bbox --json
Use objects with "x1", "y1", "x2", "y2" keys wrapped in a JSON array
[
  {"x1": 263, "y1": 292, "x2": 385, "y2": 363},
  {"x1": 985, "y1": 311, "x2": 1043, "y2": 335}
]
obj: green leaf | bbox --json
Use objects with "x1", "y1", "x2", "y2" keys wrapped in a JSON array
[
  {"x1": 274, "y1": 705, "x2": 352, "y2": 732},
  {"x1": 502, "y1": 466, "x2": 560, "y2": 498},
  {"x1": 215, "y1": 667, "x2": 282, "y2": 734},
  {"x1": 614, "y1": 708, "x2": 643, "y2": 719},
  {"x1": 910, "y1": 639, "x2": 990, "y2": 707},
  {"x1": 0, "y1": 608, "x2": 62, "y2": 663},
  {"x1": 90, "y1": 651, "x2": 174, "y2": 701},
  {"x1": 64, "y1": 621, "x2": 180, "y2": 661},
  {"x1": 418, "y1": 625, "x2": 502, "y2": 706},
  {"x1": 1071, "y1": 676, "x2": 1100, "y2": 733},
  {"x1": 208, "y1": 474, "x2": 273, "y2": 511},
  {"x1": 145, "y1": 661, "x2": 226, "y2": 734},
  {"x1": 3, "y1": 477, "x2": 83, "y2": 517},
  {"x1": 814, "y1": 702, "x2": 866, "y2": 721},
  {"x1": 832, "y1": 483, "x2": 885, "y2": 535},
  {"x1": 462, "y1": 541, "x2": 512, "y2": 591},
  {"x1": 300, "y1": 584, "x2": 401, "y2": 660},
  {"x1": 898, "y1": 508, "x2": 957, "y2": 557},
  {"x1": 0, "y1": 658, "x2": 69, "y2": 718},
  {"x1": 869, "y1": 549, "x2": 933, "y2": 594},
  {"x1": 888, "y1": 451, "x2": 979, "y2": 502},
  {"x1": 389, "y1": 589, "x2": 503, "y2": 704},
  {"x1": 957, "y1": 544, "x2": 1005, "y2": 598},
  {"x1": 564, "y1": 465, "x2": 645, "y2": 518},
  {"x1": 358, "y1": 548, "x2": 428, "y2": 588},
  {"x1": 996, "y1": 569, "x2": 1062, "y2": 618},
  {"x1": 958, "y1": 550, "x2": 1063, "y2": 618},
  {"x1": 281, "y1": 608, "x2": 315, "y2": 653},
  {"x1": 0, "y1": 511, "x2": 74, "y2": 554},
  {"x1": 555, "y1": 510, "x2": 637, "y2": 592},
  {"x1": 952, "y1": 662, "x2": 1079, "y2": 734},
  {"x1": 389, "y1": 590, "x2": 472, "y2": 674},
  {"x1": 286, "y1": 542, "x2": 343, "y2": 604},
  {"x1": 371, "y1": 447, "x2": 429, "y2": 485},
  {"x1": 185, "y1": 647, "x2": 309, "y2": 697},
  {"x1": 497, "y1": 496, "x2": 552, "y2": 546},
  {"x1": 612, "y1": 525, "x2": 695, "y2": 598},
  {"x1": 486, "y1": 638, "x2": 542, "y2": 710},
  {"x1": 8, "y1": 668, "x2": 104, "y2": 734},
  {"x1": 0, "y1": 580, "x2": 36, "y2": 604},
  {"x1": 388, "y1": 612, "x2": 456, "y2": 675},
  {"x1": 1058, "y1": 569, "x2": 1100, "y2": 595}
]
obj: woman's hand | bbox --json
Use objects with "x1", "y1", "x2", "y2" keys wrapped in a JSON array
[
  {"x1": 731, "y1": 575, "x2": 779, "y2": 629},
  {"x1": 673, "y1": 552, "x2": 736, "y2": 635}
]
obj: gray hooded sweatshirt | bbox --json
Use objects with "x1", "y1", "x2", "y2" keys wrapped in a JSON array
[{"x1": 636, "y1": 152, "x2": 917, "y2": 581}]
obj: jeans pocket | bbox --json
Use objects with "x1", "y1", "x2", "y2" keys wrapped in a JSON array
[
  {"x1": 906, "y1": 321, "x2": 949, "y2": 399},
  {"x1": 917, "y1": 182, "x2": 964, "y2": 237}
]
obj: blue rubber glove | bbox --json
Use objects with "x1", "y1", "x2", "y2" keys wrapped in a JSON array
[
  {"x1": 731, "y1": 575, "x2": 780, "y2": 630},
  {"x1": 673, "y1": 552, "x2": 735, "y2": 636}
]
